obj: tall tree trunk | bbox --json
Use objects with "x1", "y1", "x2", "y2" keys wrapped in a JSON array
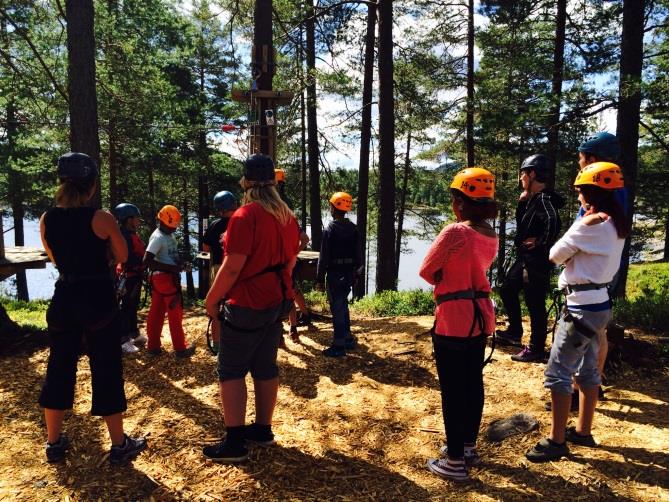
[
  {"x1": 299, "y1": 24, "x2": 307, "y2": 231},
  {"x1": 11, "y1": 203, "x2": 28, "y2": 301},
  {"x1": 353, "y1": 2, "x2": 376, "y2": 299},
  {"x1": 496, "y1": 206, "x2": 507, "y2": 282},
  {"x1": 664, "y1": 209, "x2": 669, "y2": 261},
  {"x1": 106, "y1": 0, "x2": 119, "y2": 209},
  {"x1": 614, "y1": 0, "x2": 644, "y2": 298},
  {"x1": 395, "y1": 129, "x2": 411, "y2": 278},
  {"x1": 305, "y1": 0, "x2": 322, "y2": 249},
  {"x1": 182, "y1": 177, "x2": 195, "y2": 298},
  {"x1": 197, "y1": 45, "x2": 209, "y2": 298},
  {"x1": 546, "y1": 0, "x2": 566, "y2": 184},
  {"x1": 5, "y1": 94, "x2": 28, "y2": 300},
  {"x1": 466, "y1": 0, "x2": 475, "y2": 167},
  {"x1": 148, "y1": 157, "x2": 156, "y2": 219},
  {"x1": 375, "y1": 0, "x2": 396, "y2": 292},
  {"x1": 2, "y1": 12, "x2": 27, "y2": 300},
  {"x1": 66, "y1": 0, "x2": 102, "y2": 208},
  {"x1": 253, "y1": 0, "x2": 274, "y2": 157}
]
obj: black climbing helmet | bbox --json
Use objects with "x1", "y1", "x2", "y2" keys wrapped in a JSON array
[
  {"x1": 519, "y1": 154, "x2": 553, "y2": 183},
  {"x1": 578, "y1": 132, "x2": 620, "y2": 162},
  {"x1": 114, "y1": 203, "x2": 141, "y2": 222},
  {"x1": 57, "y1": 152, "x2": 98, "y2": 182},
  {"x1": 243, "y1": 154, "x2": 275, "y2": 182},
  {"x1": 213, "y1": 191, "x2": 237, "y2": 212}
]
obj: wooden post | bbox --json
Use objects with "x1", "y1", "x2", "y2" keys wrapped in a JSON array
[{"x1": 0, "y1": 211, "x2": 5, "y2": 261}]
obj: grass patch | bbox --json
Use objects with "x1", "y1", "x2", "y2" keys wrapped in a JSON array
[
  {"x1": 612, "y1": 262, "x2": 669, "y2": 334},
  {"x1": 351, "y1": 289, "x2": 434, "y2": 317},
  {"x1": 1, "y1": 297, "x2": 49, "y2": 330}
]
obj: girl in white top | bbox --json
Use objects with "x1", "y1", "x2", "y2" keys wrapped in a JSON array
[{"x1": 526, "y1": 162, "x2": 630, "y2": 463}]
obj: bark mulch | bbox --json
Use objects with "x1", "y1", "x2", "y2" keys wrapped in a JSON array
[{"x1": 1, "y1": 309, "x2": 667, "y2": 501}]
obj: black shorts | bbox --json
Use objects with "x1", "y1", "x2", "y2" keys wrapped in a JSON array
[{"x1": 217, "y1": 302, "x2": 284, "y2": 381}]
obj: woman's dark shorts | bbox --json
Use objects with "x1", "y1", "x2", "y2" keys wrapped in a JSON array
[{"x1": 217, "y1": 302, "x2": 284, "y2": 381}]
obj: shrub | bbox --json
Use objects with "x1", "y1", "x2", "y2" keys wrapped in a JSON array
[
  {"x1": 351, "y1": 289, "x2": 434, "y2": 317},
  {"x1": 1, "y1": 297, "x2": 49, "y2": 330},
  {"x1": 614, "y1": 284, "x2": 669, "y2": 334}
]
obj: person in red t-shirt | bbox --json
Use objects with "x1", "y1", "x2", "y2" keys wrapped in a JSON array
[{"x1": 203, "y1": 154, "x2": 300, "y2": 464}]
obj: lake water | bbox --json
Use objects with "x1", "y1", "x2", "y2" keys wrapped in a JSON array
[{"x1": 2, "y1": 213, "x2": 440, "y2": 299}]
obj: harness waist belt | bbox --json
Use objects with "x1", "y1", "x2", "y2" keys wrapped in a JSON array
[
  {"x1": 435, "y1": 289, "x2": 489, "y2": 305},
  {"x1": 331, "y1": 258, "x2": 354, "y2": 265},
  {"x1": 58, "y1": 272, "x2": 112, "y2": 283},
  {"x1": 564, "y1": 282, "x2": 609, "y2": 294}
]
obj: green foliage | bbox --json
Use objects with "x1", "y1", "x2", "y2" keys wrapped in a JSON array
[
  {"x1": 1, "y1": 298, "x2": 48, "y2": 330},
  {"x1": 351, "y1": 289, "x2": 434, "y2": 317},
  {"x1": 612, "y1": 262, "x2": 669, "y2": 333}
]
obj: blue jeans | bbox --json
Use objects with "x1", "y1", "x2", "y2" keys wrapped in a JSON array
[
  {"x1": 544, "y1": 308, "x2": 611, "y2": 395},
  {"x1": 326, "y1": 270, "x2": 353, "y2": 347}
]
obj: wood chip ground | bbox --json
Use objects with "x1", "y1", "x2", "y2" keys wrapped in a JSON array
[{"x1": 1, "y1": 309, "x2": 667, "y2": 501}]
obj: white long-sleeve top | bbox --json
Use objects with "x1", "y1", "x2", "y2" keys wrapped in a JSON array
[{"x1": 549, "y1": 218, "x2": 625, "y2": 306}]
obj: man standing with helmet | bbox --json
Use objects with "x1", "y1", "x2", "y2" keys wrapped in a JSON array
[
  {"x1": 144, "y1": 205, "x2": 196, "y2": 358},
  {"x1": 202, "y1": 191, "x2": 238, "y2": 354},
  {"x1": 114, "y1": 203, "x2": 147, "y2": 354},
  {"x1": 497, "y1": 154, "x2": 564, "y2": 362},
  {"x1": 316, "y1": 192, "x2": 362, "y2": 357}
]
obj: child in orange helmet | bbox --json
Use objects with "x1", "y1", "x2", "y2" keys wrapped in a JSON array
[
  {"x1": 144, "y1": 205, "x2": 195, "y2": 358},
  {"x1": 527, "y1": 162, "x2": 630, "y2": 462},
  {"x1": 420, "y1": 168, "x2": 498, "y2": 482},
  {"x1": 316, "y1": 192, "x2": 362, "y2": 357}
]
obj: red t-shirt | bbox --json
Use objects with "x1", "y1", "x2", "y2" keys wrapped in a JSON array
[{"x1": 224, "y1": 202, "x2": 300, "y2": 309}]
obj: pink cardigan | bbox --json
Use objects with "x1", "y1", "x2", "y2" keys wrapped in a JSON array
[{"x1": 419, "y1": 223, "x2": 498, "y2": 338}]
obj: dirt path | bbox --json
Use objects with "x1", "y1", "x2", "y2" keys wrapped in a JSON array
[{"x1": 1, "y1": 309, "x2": 667, "y2": 501}]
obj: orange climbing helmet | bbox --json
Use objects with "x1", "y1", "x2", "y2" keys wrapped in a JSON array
[
  {"x1": 450, "y1": 167, "x2": 495, "y2": 201},
  {"x1": 274, "y1": 168, "x2": 285, "y2": 183},
  {"x1": 157, "y1": 205, "x2": 181, "y2": 228},
  {"x1": 329, "y1": 192, "x2": 353, "y2": 212},
  {"x1": 574, "y1": 162, "x2": 624, "y2": 190}
]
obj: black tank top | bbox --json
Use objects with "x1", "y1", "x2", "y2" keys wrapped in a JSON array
[{"x1": 44, "y1": 207, "x2": 110, "y2": 275}]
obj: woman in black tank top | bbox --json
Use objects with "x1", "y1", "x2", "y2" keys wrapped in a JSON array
[{"x1": 38, "y1": 152, "x2": 146, "y2": 465}]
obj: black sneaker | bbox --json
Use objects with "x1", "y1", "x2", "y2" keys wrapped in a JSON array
[
  {"x1": 46, "y1": 434, "x2": 70, "y2": 463},
  {"x1": 110, "y1": 435, "x2": 147, "y2": 465},
  {"x1": 202, "y1": 440, "x2": 249, "y2": 463},
  {"x1": 511, "y1": 346, "x2": 545, "y2": 363},
  {"x1": 322, "y1": 345, "x2": 346, "y2": 358},
  {"x1": 344, "y1": 337, "x2": 357, "y2": 350},
  {"x1": 496, "y1": 329, "x2": 522, "y2": 346},
  {"x1": 526, "y1": 438, "x2": 569, "y2": 463},
  {"x1": 175, "y1": 344, "x2": 196, "y2": 359},
  {"x1": 244, "y1": 423, "x2": 275, "y2": 446},
  {"x1": 147, "y1": 347, "x2": 163, "y2": 356},
  {"x1": 297, "y1": 313, "x2": 312, "y2": 327},
  {"x1": 565, "y1": 426, "x2": 597, "y2": 447}
]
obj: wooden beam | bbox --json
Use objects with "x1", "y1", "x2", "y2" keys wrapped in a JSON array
[{"x1": 231, "y1": 88, "x2": 294, "y2": 103}]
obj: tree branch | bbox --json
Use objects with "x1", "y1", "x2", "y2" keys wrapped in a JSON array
[
  {"x1": 640, "y1": 119, "x2": 669, "y2": 155},
  {"x1": 0, "y1": 7, "x2": 69, "y2": 103}
]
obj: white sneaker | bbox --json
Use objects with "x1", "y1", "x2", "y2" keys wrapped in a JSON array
[
  {"x1": 132, "y1": 333, "x2": 148, "y2": 345},
  {"x1": 122, "y1": 340, "x2": 140, "y2": 354},
  {"x1": 427, "y1": 458, "x2": 470, "y2": 482}
]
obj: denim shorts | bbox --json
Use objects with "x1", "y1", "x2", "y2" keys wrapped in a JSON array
[
  {"x1": 217, "y1": 302, "x2": 283, "y2": 381},
  {"x1": 544, "y1": 308, "x2": 611, "y2": 395}
]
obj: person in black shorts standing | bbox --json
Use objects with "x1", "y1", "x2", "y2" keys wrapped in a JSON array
[{"x1": 38, "y1": 152, "x2": 146, "y2": 465}]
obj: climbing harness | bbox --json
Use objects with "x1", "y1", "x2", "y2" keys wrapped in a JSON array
[{"x1": 434, "y1": 288, "x2": 496, "y2": 367}]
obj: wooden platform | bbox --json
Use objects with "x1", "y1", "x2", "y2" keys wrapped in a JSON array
[
  {"x1": 0, "y1": 247, "x2": 50, "y2": 282},
  {"x1": 196, "y1": 250, "x2": 320, "y2": 282}
]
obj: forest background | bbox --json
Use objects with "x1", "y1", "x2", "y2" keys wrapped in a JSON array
[{"x1": 1, "y1": 0, "x2": 668, "y2": 302}]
